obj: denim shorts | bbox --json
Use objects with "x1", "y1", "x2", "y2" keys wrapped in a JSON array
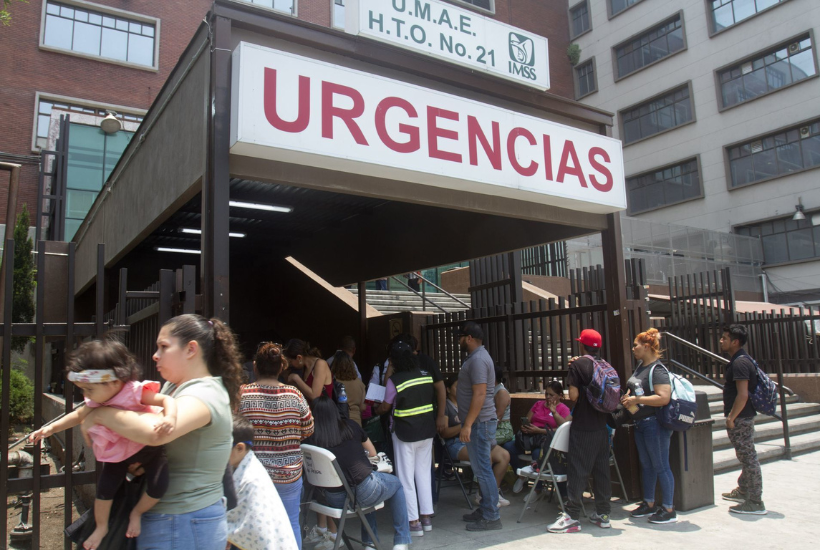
[
  {"x1": 445, "y1": 438, "x2": 467, "y2": 460},
  {"x1": 138, "y1": 499, "x2": 227, "y2": 550}
]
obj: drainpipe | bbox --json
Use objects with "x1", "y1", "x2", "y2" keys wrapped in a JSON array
[{"x1": 760, "y1": 273, "x2": 769, "y2": 303}]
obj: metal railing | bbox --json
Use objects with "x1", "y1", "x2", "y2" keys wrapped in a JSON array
[
  {"x1": 390, "y1": 276, "x2": 447, "y2": 313},
  {"x1": 417, "y1": 274, "x2": 470, "y2": 308}
]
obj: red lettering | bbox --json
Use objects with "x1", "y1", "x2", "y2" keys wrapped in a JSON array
[
  {"x1": 264, "y1": 68, "x2": 310, "y2": 133},
  {"x1": 467, "y1": 116, "x2": 501, "y2": 170},
  {"x1": 588, "y1": 148, "x2": 613, "y2": 192},
  {"x1": 506, "y1": 128, "x2": 539, "y2": 177},
  {"x1": 375, "y1": 97, "x2": 420, "y2": 153},
  {"x1": 543, "y1": 135, "x2": 554, "y2": 181},
  {"x1": 427, "y1": 107, "x2": 462, "y2": 163},
  {"x1": 556, "y1": 140, "x2": 587, "y2": 188},
  {"x1": 321, "y1": 81, "x2": 368, "y2": 145}
]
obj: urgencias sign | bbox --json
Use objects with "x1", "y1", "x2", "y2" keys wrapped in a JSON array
[
  {"x1": 230, "y1": 43, "x2": 625, "y2": 214},
  {"x1": 347, "y1": 0, "x2": 550, "y2": 90}
]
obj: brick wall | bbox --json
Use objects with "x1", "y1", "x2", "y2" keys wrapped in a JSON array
[{"x1": 0, "y1": 0, "x2": 572, "y2": 225}]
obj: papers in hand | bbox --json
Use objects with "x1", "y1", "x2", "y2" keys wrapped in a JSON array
[{"x1": 365, "y1": 383, "x2": 386, "y2": 403}]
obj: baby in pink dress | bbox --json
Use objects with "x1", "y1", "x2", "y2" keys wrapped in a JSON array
[{"x1": 30, "y1": 340, "x2": 177, "y2": 550}]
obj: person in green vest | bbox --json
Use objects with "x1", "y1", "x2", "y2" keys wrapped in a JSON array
[{"x1": 376, "y1": 341, "x2": 437, "y2": 537}]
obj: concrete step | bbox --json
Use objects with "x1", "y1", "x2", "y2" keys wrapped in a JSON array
[
  {"x1": 711, "y1": 402, "x2": 820, "y2": 430},
  {"x1": 713, "y1": 430, "x2": 820, "y2": 473},
  {"x1": 712, "y1": 415, "x2": 820, "y2": 450},
  {"x1": 708, "y1": 394, "x2": 800, "y2": 415}
]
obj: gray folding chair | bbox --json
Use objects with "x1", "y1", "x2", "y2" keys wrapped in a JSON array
[
  {"x1": 301, "y1": 444, "x2": 387, "y2": 550},
  {"x1": 434, "y1": 434, "x2": 473, "y2": 509}
]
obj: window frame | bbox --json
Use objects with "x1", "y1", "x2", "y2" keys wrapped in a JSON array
[
  {"x1": 38, "y1": 0, "x2": 161, "y2": 71},
  {"x1": 734, "y1": 211, "x2": 820, "y2": 267},
  {"x1": 713, "y1": 30, "x2": 818, "y2": 112},
  {"x1": 238, "y1": 0, "x2": 299, "y2": 18},
  {"x1": 447, "y1": 0, "x2": 495, "y2": 15},
  {"x1": 706, "y1": 0, "x2": 793, "y2": 38},
  {"x1": 568, "y1": 1, "x2": 592, "y2": 40},
  {"x1": 618, "y1": 81, "x2": 697, "y2": 147},
  {"x1": 574, "y1": 57, "x2": 598, "y2": 100},
  {"x1": 723, "y1": 115, "x2": 820, "y2": 191},
  {"x1": 625, "y1": 156, "x2": 704, "y2": 215},
  {"x1": 331, "y1": 0, "x2": 344, "y2": 30},
  {"x1": 31, "y1": 91, "x2": 147, "y2": 153},
  {"x1": 611, "y1": 10, "x2": 688, "y2": 82},
  {"x1": 607, "y1": 0, "x2": 646, "y2": 20}
]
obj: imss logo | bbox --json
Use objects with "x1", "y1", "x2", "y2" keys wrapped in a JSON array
[{"x1": 508, "y1": 32, "x2": 537, "y2": 80}]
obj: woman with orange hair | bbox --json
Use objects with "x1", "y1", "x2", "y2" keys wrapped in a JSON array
[{"x1": 620, "y1": 328, "x2": 676, "y2": 525}]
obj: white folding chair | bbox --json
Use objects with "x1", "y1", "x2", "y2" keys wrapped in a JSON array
[
  {"x1": 301, "y1": 444, "x2": 387, "y2": 550},
  {"x1": 516, "y1": 421, "x2": 573, "y2": 523}
]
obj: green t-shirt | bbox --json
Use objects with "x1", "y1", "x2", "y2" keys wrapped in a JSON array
[{"x1": 152, "y1": 376, "x2": 232, "y2": 515}]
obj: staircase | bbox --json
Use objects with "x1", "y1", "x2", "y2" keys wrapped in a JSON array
[
  {"x1": 698, "y1": 385, "x2": 820, "y2": 472},
  {"x1": 349, "y1": 289, "x2": 471, "y2": 315}
]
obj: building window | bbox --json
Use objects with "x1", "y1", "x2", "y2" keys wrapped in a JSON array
[
  {"x1": 719, "y1": 35, "x2": 816, "y2": 109},
  {"x1": 621, "y1": 84, "x2": 694, "y2": 145},
  {"x1": 332, "y1": 0, "x2": 344, "y2": 29},
  {"x1": 569, "y1": 2, "x2": 591, "y2": 39},
  {"x1": 42, "y1": 1, "x2": 157, "y2": 67},
  {"x1": 710, "y1": 0, "x2": 788, "y2": 34},
  {"x1": 610, "y1": 0, "x2": 642, "y2": 17},
  {"x1": 450, "y1": 0, "x2": 494, "y2": 13},
  {"x1": 34, "y1": 97, "x2": 144, "y2": 150},
  {"x1": 627, "y1": 158, "x2": 702, "y2": 215},
  {"x1": 728, "y1": 120, "x2": 820, "y2": 188},
  {"x1": 575, "y1": 59, "x2": 596, "y2": 98},
  {"x1": 240, "y1": 0, "x2": 296, "y2": 14},
  {"x1": 736, "y1": 215, "x2": 820, "y2": 265},
  {"x1": 614, "y1": 14, "x2": 685, "y2": 80}
]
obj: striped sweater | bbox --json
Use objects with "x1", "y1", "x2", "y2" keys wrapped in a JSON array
[{"x1": 239, "y1": 384, "x2": 314, "y2": 484}]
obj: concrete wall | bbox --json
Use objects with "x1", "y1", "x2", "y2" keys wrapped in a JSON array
[
  {"x1": 770, "y1": 373, "x2": 820, "y2": 405},
  {"x1": 573, "y1": 0, "x2": 820, "y2": 297}
]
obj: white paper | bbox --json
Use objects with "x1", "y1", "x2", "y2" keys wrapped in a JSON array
[{"x1": 366, "y1": 383, "x2": 386, "y2": 403}]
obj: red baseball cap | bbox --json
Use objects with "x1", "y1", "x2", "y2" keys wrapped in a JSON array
[{"x1": 576, "y1": 329, "x2": 602, "y2": 348}]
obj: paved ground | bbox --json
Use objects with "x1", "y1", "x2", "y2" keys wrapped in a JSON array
[{"x1": 329, "y1": 450, "x2": 820, "y2": 550}]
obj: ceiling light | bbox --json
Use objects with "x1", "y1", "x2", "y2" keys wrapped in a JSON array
[
  {"x1": 155, "y1": 247, "x2": 201, "y2": 255},
  {"x1": 179, "y1": 228, "x2": 246, "y2": 238},
  {"x1": 229, "y1": 200, "x2": 292, "y2": 213},
  {"x1": 793, "y1": 203, "x2": 806, "y2": 221}
]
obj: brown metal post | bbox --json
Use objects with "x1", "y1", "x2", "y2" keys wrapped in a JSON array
[
  {"x1": 0, "y1": 162, "x2": 21, "y2": 315},
  {"x1": 1, "y1": 238, "x2": 14, "y2": 547},
  {"x1": 774, "y1": 325, "x2": 792, "y2": 459},
  {"x1": 602, "y1": 213, "x2": 632, "y2": 381},
  {"x1": 202, "y1": 15, "x2": 232, "y2": 321},
  {"x1": 358, "y1": 281, "x2": 368, "y2": 370}
]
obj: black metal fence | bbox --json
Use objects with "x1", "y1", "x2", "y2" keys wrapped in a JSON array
[{"x1": 521, "y1": 242, "x2": 568, "y2": 278}]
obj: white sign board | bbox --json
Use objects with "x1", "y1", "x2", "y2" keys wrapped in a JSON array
[
  {"x1": 348, "y1": 0, "x2": 550, "y2": 90},
  {"x1": 230, "y1": 42, "x2": 625, "y2": 214}
]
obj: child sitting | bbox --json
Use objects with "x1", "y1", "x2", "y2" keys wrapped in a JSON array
[
  {"x1": 29, "y1": 339, "x2": 176, "y2": 550},
  {"x1": 227, "y1": 415, "x2": 298, "y2": 550}
]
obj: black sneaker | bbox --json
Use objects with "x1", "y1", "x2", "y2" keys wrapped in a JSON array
[
  {"x1": 466, "y1": 518, "x2": 502, "y2": 531},
  {"x1": 649, "y1": 508, "x2": 677, "y2": 524},
  {"x1": 630, "y1": 501, "x2": 656, "y2": 518},
  {"x1": 462, "y1": 509, "x2": 483, "y2": 522}
]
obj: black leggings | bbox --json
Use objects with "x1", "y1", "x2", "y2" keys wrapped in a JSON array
[{"x1": 96, "y1": 445, "x2": 169, "y2": 501}]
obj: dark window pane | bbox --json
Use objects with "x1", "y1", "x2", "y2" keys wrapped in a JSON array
[
  {"x1": 762, "y1": 233, "x2": 789, "y2": 263},
  {"x1": 722, "y1": 77, "x2": 743, "y2": 107},
  {"x1": 713, "y1": 4, "x2": 734, "y2": 31},
  {"x1": 615, "y1": 15, "x2": 683, "y2": 77},
  {"x1": 752, "y1": 148, "x2": 778, "y2": 180},
  {"x1": 801, "y1": 135, "x2": 820, "y2": 168},
  {"x1": 731, "y1": 156, "x2": 754, "y2": 187},
  {"x1": 623, "y1": 119, "x2": 641, "y2": 144},
  {"x1": 815, "y1": 227, "x2": 820, "y2": 257},
  {"x1": 787, "y1": 228, "x2": 815, "y2": 261},
  {"x1": 733, "y1": 0, "x2": 757, "y2": 23},
  {"x1": 776, "y1": 142, "x2": 802, "y2": 174},
  {"x1": 790, "y1": 49, "x2": 816, "y2": 81},
  {"x1": 766, "y1": 59, "x2": 792, "y2": 89}
]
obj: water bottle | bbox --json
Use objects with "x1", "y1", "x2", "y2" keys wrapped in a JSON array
[
  {"x1": 338, "y1": 384, "x2": 348, "y2": 403},
  {"x1": 627, "y1": 380, "x2": 644, "y2": 414}
]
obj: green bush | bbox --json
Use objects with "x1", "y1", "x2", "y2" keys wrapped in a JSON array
[{"x1": 0, "y1": 368, "x2": 34, "y2": 424}]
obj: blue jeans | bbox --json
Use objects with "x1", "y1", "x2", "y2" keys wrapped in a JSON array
[
  {"x1": 375, "y1": 279, "x2": 387, "y2": 290},
  {"x1": 276, "y1": 477, "x2": 304, "y2": 549},
  {"x1": 322, "y1": 472, "x2": 411, "y2": 546},
  {"x1": 634, "y1": 415, "x2": 675, "y2": 509},
  {"x1": 465, "y1": 420, "x2": 499, "y2": 521},
  {"x1": 138, "y1": 500, "x2": 227, "y2": 550}
]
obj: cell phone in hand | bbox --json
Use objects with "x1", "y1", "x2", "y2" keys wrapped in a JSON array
[{"x1": 520, "y1": 417, "x2": 531, "y2": 426}]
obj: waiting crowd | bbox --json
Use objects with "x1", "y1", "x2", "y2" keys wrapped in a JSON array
[{"x1": 28, "y1": 314, "x2": 769, "y2": 550}]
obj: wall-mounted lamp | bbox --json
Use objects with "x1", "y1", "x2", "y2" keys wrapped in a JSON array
[
  {"x1": 793, "y1": 199, "x2": 806, "y2": 221},
  {"x1": 100, "y1": 111, "x2": 121, "y2": 134}
]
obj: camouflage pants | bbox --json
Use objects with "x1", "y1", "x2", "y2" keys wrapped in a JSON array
[{"x1": 727, "y1": 417, "x2": 762, "y2": 500}]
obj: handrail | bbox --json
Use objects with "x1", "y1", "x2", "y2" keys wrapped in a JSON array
[
  {"x1": 662, "y1": 331, "x2": 795, "y2": 396},
  {"x1": 668, "y1": 359, "x2": 724, "y2": 390},
  {"x1": 415, "y1": 274, "x2": 471, "y2": 308},
  {"x1": 389, "y1": 276, "x2": 447, "y2": 313}
]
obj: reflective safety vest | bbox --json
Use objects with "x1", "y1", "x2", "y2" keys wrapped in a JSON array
[{"x1": 391, "y1": 368, "x2": 437, "y2": 442}]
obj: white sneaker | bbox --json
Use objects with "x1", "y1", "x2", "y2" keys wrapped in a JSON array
[
  {"x1": 547, "y1": 512, "x2": 581, "y2": 533},
  {"x1": 513, "y1": 476, "x2": 526, "y2": 494},
  {"x1": 305, "y1": 526, "x2": 328, "y2": 544},
  {"x1": 315, "y1": 533, "x2": 345, "y2": 550},
  {"x1": 393, "y1": 546, "x2": 409, "y2": 550}
]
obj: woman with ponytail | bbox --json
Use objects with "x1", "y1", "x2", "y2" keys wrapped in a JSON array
[
  {"x1": 620, "y1": 327, "x2": 676, "y2": 525},
  {"x1": 82, "y1": 314, "x2": 241, "y2": 549}
]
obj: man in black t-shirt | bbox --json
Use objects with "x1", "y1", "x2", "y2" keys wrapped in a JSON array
[
  {"x1": 719, "y1": 324, "x2": 766, "y2": 515},
  {"x1": 548, "y1": 329, "x2": 613, "y2": 533}
]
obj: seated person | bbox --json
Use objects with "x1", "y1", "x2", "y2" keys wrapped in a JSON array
[{"x1": 439, "y1": 376, "x2": 511, "y2": 507}]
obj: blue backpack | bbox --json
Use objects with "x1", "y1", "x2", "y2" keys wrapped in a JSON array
[
  {"x1": 649, "y1": 364, "x2": 697, "y2": 432},
  {"x1": 583, "y1": 355, "x2": 621, "y2": 414},
  {"x1": 747, "y1": 357, "x2": 778, "y2": 416}
]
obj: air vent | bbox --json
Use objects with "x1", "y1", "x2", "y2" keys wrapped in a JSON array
[
  {"x1": 741, "y1": 62, "x2": 753, "y2": 75},
  {"x1": 788, "y1": 42, "x2": 800, "y2": 54},
  {"x1": 800, "y1": 126, "x2": 811, "y2": 138},
  {"x1": 751, "y1": 140, "x2": 763, "y2": 153}
]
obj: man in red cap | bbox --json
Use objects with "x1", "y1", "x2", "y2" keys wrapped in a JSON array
[{"x1": 548, "y1": 328, "x2": 615, "y2": 534}]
